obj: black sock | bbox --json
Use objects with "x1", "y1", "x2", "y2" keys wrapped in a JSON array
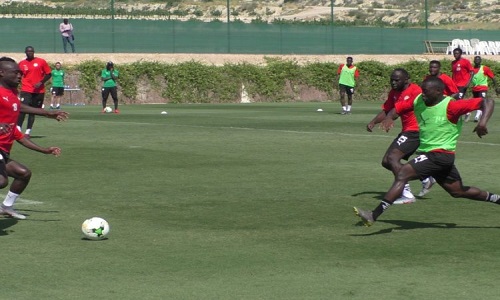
[{"x1": 373, "y1": 200, "x2": 391, "y2": 220}]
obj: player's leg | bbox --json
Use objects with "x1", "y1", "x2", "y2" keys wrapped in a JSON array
[
  {"x1": 346, "y1": 86, "x2": 354, "y2": 114},
  {"x1": 439, "y1": 164, "x2": 500, "y2": 203},
  {"x1": 50, "y1": 88, "x2": 56, "y2": 109},
  {"x1": 101, "y1": 87, "x2": 110, "y2": 112},
  {"x1": 473, "y1": 91, "x2": 486, "y2": 122},
  {"x1": 0, "y1": 159, "x2": 31, "y2": 219},
  {"x1": 62, "y1": 37, "x2": 68, "y2": 53},
  {"x1": 17, "y1": 92, "x2": 32, "y2": 132},
  {"x1": 110, "y1": 87, "x2": 119, "y2": 113},
  {"x1": 338, "y1": 84, "x2": 347, "y2": 114},
  {"x1": 56, "y1": 87, "x2": 63, "y2": 109},
  {"x1": 25, "y1": 93, "x2": 45, "y2": 136}
]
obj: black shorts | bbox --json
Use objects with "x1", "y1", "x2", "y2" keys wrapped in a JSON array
[
  {"x1": 51, "y1": 87, "x2": 65, "y2": 96},
  {"x1": 457, "y1": 86, "x2": 468, "y2": 99},
  {"x1": 339, "y1": 84, "x2": 355, "y2": 95},
  {"x1": 409, "y1": 152, "x2": 461, "y2": 184},
  {"x1": 20, "y1": 91, "x2": 45, "y2": 108},
  {"x1": 472, "y1": 91, "x2": 486, "y2": 98},
  {"x1": 388, "y1": 131, "x2": 420, "y2": 161}
]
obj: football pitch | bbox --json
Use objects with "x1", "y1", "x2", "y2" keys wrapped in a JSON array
[{"x1": 4, "y1": 102, "x2": 500, "y2": 299}]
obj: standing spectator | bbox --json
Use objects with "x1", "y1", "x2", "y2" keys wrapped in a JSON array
[
  {"x1": 59, "y1": 18, "x2": 75, "y2": 53},
  {"x1": 471, "y1": 56, "x2": 500, "y2": 122},
  {"x1": 101, "y1": 61, "x2": 120, "y2": 114},
  {"x1": 50, "y1": 62, "x2": 65, "y2": 110},
  {"x1": 424, "y1": 60, "x2": 459, "y2": 98},
  {"x1": 451, "y1": 48, "x2": 474, "y2": 120},
  {"x1": 336, "y1": 56, "x2": 359, "y2": 114},
  {"x1": 17, "y1": 46, "x2": 52, "y2": 138}
]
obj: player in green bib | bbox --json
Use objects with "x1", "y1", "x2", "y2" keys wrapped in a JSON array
[
  {"x1": 354, "y1": 77, "x2": 500, "y2": 227},
  {"x1": 101, "y1": 61, "x2": 120, "y2": 113},
  {"x1": 471, "y1": 56, "x2": 499, "y2": 122},
  {"x1": 50, "y1": 62, "x2": 64, "y2": 109},
  {"x1": 336, "y1": 57, "x2": 359, "y2": 114}
]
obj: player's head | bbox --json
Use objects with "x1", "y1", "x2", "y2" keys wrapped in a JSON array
[
  {"x1": 429, "y1": 60, "x2": 441, "y2": 76},
  {"x1": 106, "y1": 61, "x2": 114, "y2": 70},
  {"x1": 0, "y1": 57, "x2": 22, "y2": 89},
  {"x1": 63, "y1": 18, "x2": 69, "y2": 24},
  {"x1": 55, "y1": 61, "x2": 62, "y2": 69},
  {"x1": 453, "y1": 48, "x2": 462, "y2": 60},
  {"x1": 421, "y1": 76, "x2": 445, "y2": 105},
  {"x1": 25, "y1": 46, "x2": 35, "y2": 60},
  {"x1": 346, "y1": 57, "x2": 353, "y2": 66},
  {"x1": 390, "y1": 68, "x2": 410, "y2": 91},
  {"x1": 474, "y1": 56, "x2": 482, "y2": 66}
]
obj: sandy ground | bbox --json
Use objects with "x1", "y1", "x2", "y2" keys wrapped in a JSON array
[{"x1": 5, "y1": 53, "x2": 500, "y2": 66}]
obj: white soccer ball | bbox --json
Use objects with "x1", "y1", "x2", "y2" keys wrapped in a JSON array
[
  {"x1": 82, "y1": 217, "x2": 110, "y2": 240},
  {"x1": 104, "y1": 107, "x2": 113, "y2": 113}
]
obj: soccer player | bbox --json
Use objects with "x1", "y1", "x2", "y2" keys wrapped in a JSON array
[
  {"x1": 101, "y1": 61, "x2": 120, "y2": 114},
  {"x1": 354, "y1": 76, "x2": 500, "y2": 227},
  {"x1": 336, "y1": 57, "x2": 359, "y2": 114},
  {"x1": 50, "y1": 62, "x2": 65, "y2": 110},
  {"x1": 17, "y1": 46, "x2": 52, "y2": 138},
  {"x1": 425, "y1": 60, "x2": 459, "y2": 98},
  {"x1": 366, "y1": 68, "x2": 426, "y2": 204},
  {"x1": 471, "y1": 56, "x2": 500, "y2": 122},
  {"x1": 451, "y1": 48, "x2": 474, "y2": 120},
  {"x1": 0, "y1": 57, "x2": 67, "y2": 219}
]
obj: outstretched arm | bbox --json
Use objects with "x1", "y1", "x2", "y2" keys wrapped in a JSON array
[
  {"x1": 17, "y1": 137, "x2": 61, "y2": 156},
  {"x1": 20, "y1": 103, "x2": 69, "y2": 122},
  {"x1": 366, "y1": 110, "x2": 387, "y2": 132}
]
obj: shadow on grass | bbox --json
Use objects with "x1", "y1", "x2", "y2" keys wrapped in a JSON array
[
  {"x1": 0, "y1": 218, "x2": 18, "y2": 236},
  {"x1": 351, "y1": 219, "x2": 500, "y2": 236},
  {"x1": 351, "y1": 191, "x2": 385, "y2": 201}
]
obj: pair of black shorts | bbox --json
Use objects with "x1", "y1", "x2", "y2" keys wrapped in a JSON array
[
  {"x1": 409, "y1": 152, "x2": 461, "y2": 184},
  {"x1": 472, "y1": 91, "x2": 487, "y2": 98},
  {"x1": 339, "y1": 84, "x2": 355, "y2": 95},
  {"x1": 20, "y1": 91, "x2": 45, "y2": 108},
  {"x1": 388, "y1": 131, "x2": 420, "y2": 161},
  {"x1": 51, "y1": 87, "x2": 65, "y2": 96}
]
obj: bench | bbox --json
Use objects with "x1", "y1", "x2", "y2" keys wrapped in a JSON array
[{"x1": 424, "y1": 40, "x2": 451, "y2": 54}]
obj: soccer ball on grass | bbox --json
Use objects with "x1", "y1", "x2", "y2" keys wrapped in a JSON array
[{"x1": 82, "y1": 217, "x2": 110, "y2": 240}]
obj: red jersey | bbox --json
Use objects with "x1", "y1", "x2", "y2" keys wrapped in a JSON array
[
  {"x1": 336, "y1": 64, "x2": 360, "y2": 77},
  {"x1": 381, "y1": 83, "x2": 421, "y2": 132},
  {"x1": 19, "y1": 57, "x2": 51, "y2": 93},
  {"x1": 395, "y1": 97, "x2": 482, "y2": 125},
  {"x1": 472, "y1": 65, "x2": 495, "y2": 92},
  {"x1": 424, "y1": 74, "x2": 458, "y2": 96},
  {"x1": 451, "y1": 58, "x2": 473, "y2": 87},
  {"x1": 0, "y1": 87, "x2": 24, "y2": 153}
]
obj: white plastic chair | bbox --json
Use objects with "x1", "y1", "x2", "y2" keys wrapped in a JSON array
[
  {"x1": 487, "y1": 41, "x2": 499, "y2": 55},
  {"x1": 461, "y1": 39, "x2": 473, "y2": 54},
  {"x1": 446, "y1": 39, "x2": 462, "y2": 54}
]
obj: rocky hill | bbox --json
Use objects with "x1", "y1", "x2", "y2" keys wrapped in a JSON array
[{"x1": 3, "y1": 0, "x2": 500, "y2": 29}]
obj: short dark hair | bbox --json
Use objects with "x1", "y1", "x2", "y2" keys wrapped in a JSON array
[
  {"x1": 393, "y1": 68, "x2": 410, "y2": 79},
  {"x1": 423, "y1": 76, "x2": 445, "y2": 91},
  {"x1": 453, "y1": 47, "x2": 463, "y2": 54},
  {"x1": 429, "y1": 60, "x2": 441, "y2": 67},
  {"x1": 0, "y1": 57, "x2": 16, "y2": 63}
]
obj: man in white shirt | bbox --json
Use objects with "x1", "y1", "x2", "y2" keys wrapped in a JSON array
[{"x1": 59, "y1": 18, "x2": 75, "y2": 53}]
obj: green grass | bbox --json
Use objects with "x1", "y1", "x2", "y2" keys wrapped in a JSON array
[{"x1": 4, "y1": 102, "x2": 500, "y2": 299}]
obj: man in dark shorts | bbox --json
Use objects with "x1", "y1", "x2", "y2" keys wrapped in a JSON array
[
  {"x1": 50, "y1": 61, "x2": 65, "y2": 109},
  {"x1": 471, "y1": 55, "x2": 499, "y2": 122},
  {"x1": 17, "y1": 46, "x2": 52, "y2": 138},
  {"x1": 366, "y1": 68, "x2": 425, "y2": 204},
  {"x1": 451, "y1": 48, "x2": 474, "y2": 121},
  {"x1": 336, "y1": 57, "x2": 359, "y2": 114},
  {"x1": 355, "y1": 77, "x2": 500, "y2": 227}
]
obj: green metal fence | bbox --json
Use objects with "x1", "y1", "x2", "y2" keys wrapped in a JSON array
[{"x1": 0, "y1": 18, "x2": 498, "y2": 54}]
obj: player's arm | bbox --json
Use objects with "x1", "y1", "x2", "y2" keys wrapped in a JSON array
[
  {"x1": 474, "y1": 98, "x2": 494, "y2": 138},
  {"x1": 366, "y1": 110, "x2": 387, "y2": 132},
  {"x1": 17, "y1": 137, "x2": 61, "y2": 156},
  {"x1": 34, "y1": 73, "x2": 52, "y2": 89},
  {"x1": 20, "y1": 103, "x2": 69, "y2": 122},
  {"x1": 485, "y1": 67, "x2": 499, "y2": 94}
]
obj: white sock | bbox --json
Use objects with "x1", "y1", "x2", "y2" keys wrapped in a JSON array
[
  {"x1": 475, "y1": 110, "x2": 482, "y2": 119},
  {"x1": 25, "y1": 129, "x2": 31, "y2": 135},
  {"x1": 403, "y1": 184, "x2": 414, "y2": 198},
  {"x1": 422, "y1": 178, "x2": 430, "y2": 184},
  {"x1": 347, "y1": 105, "x2": 352, "y2": 111},
  {"x1": 342, "y1": 106, "x2": 347, "y2": 111},
  {"x1": 3, "y1": 191, "x2": 20, "y2": 207}
]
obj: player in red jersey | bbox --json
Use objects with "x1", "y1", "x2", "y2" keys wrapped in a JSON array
[
  {"x1": 471, "y1": 56, "x2": 500, "y2": 122},
  {"x1": 366, "y1": 68, "x2": 434, "y2": 204},
  {"x1": 451, "y1": 48, "x2": 474, "y2": 121},
  {"x1": 17, "y1": 46, "x2": 52, "y2": 138},
  {"x1": 0, "y1": 57, "x2": 67, "y2": 219},
  {"x1": 424, "y1": 60, "x2": 459, "y2": 98}
]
